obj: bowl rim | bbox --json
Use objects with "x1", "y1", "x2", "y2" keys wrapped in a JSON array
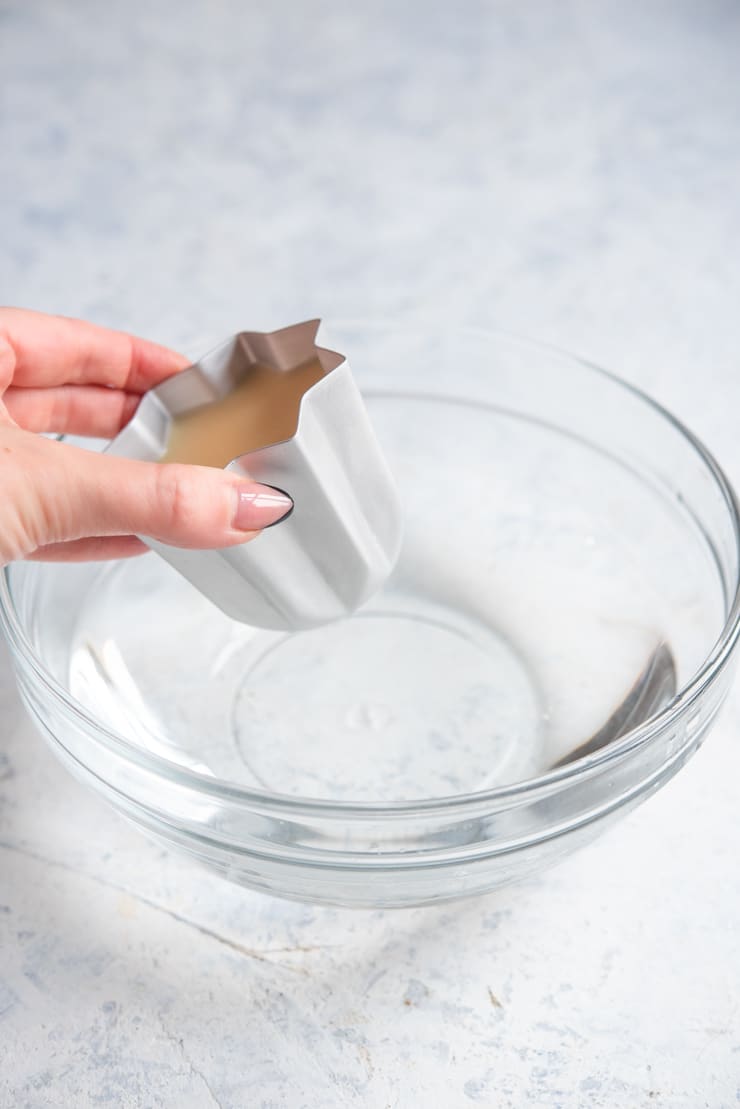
[{"x1": 2, "y1": 325, "x2": 740, "y2": 817}]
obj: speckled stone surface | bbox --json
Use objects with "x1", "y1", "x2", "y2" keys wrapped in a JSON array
[{"x1": 2, "y1": 1, "x2": 740, "y2": 1105}]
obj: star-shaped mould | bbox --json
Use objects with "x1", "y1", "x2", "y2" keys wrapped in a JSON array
[{"x1": 106, "y1": 320, "x2": 401, "y2": 630}]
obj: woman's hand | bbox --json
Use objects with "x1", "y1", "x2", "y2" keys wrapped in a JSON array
[{"x1": 0, "y1": 308, "x2": 292, "y2": 565}]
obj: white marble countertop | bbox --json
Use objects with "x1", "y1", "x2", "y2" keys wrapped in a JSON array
[{"x1": 2, "y1": 1, "x2": 740, "y2": 1105}]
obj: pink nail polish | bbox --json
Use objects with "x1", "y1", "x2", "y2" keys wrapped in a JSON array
[{"x1": 234, "y1": 485, "x2": 293, "y2": 531}]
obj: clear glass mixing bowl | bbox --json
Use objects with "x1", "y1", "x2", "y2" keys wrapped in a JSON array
[{"x1": 2, "y1": 327, "x2": 739, "y2": 907}]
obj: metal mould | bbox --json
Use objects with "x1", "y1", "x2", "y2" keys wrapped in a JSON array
[{"x1": 106, "y1": 320, "x2": 402, "y2": 630}]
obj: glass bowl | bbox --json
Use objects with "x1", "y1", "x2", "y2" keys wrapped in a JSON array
[{"x1": 2, "y1": 326, "x2": 739, "y2": 908}]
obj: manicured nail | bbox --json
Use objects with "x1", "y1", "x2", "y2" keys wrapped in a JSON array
[{"x1": 234, "y1": 484, "x2": 293, "y2": 531}]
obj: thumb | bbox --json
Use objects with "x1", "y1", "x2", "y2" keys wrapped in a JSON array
[{"x1": 5, "y1": 430, "x2": 293, "y2": 558}]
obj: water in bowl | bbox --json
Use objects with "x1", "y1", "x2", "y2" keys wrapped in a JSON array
[{"x1": 59, "y1": 393, "x2": 720, "y2": 802}]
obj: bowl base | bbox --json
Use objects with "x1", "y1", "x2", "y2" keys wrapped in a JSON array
[{"x1": 232, "y1": 601, "x2": 543, "y2": 801}]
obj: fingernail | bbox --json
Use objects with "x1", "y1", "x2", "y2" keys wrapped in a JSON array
[{"x1": 234, "y1": 484, "x2": 293, "y2": 531}]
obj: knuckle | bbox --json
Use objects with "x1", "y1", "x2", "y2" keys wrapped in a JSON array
[
  {"x1": 0, "y1": 430, "x2": 50, "y2": 558},
  {"x1": 156, "y1": 465, "x2": 202, "y2": 536},
  {"x1": 0, "y1": 331, "x2": 17, "y2": 394}
]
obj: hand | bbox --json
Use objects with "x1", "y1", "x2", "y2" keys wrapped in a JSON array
[{"x1": 0, "y1": 308, "x2": 293, "y2": 565}]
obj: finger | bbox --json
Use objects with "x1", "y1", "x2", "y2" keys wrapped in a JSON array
[
  {"x1": 9, "y1": 433, "x2": 293, "y2": 555},
  {"x1": 29, "y1": 536, "x2": 147, "y2": 562},
  {"x1": 4, "y1": 385, "x2": 140, "y2": 436},
  {"x1": 0, "y1": 306, "x2": 189, "y2": 393}
]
